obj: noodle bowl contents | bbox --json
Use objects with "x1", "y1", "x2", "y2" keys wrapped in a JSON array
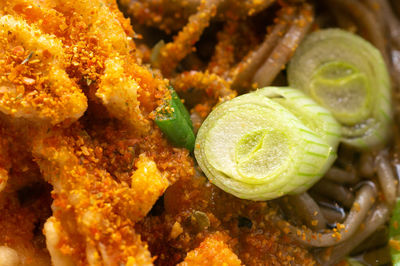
[{"x1": 0, "y1": 0, "x2": 400, "y2": 265}]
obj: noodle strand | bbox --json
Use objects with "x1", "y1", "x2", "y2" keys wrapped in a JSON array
[
  {"x1": 311, "y1": 180, "x2": 355, "y2": 209},
  {"x1": 376, "y1": 150, "x2": 397, "y2": 206},
  {"x1": 279, "y1": 184, "x2": 377, "y2": 247},
  {"x1": 252, "y1": 3, "x2": 314, "y2": 87},
  {"x1": 230, "y1": 6, "x2": 295, "y2": 90},
  {"x1": 288, "y1": 193, "x2": 327, "y2": 230},
  {"x1": 316, "y1": 203, "x2": 390, "y2": 265}
]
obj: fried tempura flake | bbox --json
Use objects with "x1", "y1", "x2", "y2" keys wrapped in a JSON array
[
  {"x1": 178, "y1": 233, "x2": 242, "y2": 266},
  {"x1": 33, "y1": 126, "x2": 154, "y2": 265},
  {"x1": 0, "y1": 15, "x2": 87, "y2": 124},
  {"x1": 130, "y1": 154, "x2": 169, "y2": 221},
  {"x1": 0, "y1": 0, "x2": 196, "y2": 264},
  {"x1": 97, "y1": 58, "x2": 150, "y2": 133},
  {"x1": 1, "y1": 0, "x2": 170, "y2": 132},
  {"x1": 44, "y1": 217, "x2": 74, "y2": 266}
]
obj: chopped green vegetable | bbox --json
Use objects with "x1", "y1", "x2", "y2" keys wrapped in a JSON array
[
  {"x1": 288, "y1": 28, "x2": 392, "y2": 149},
  {"x1": 194, "y1": 87, "x2": 340, "y2": 200},
  {"x1": 155, "y1": 86, "x2": 195, "y2": 151},
  {"x1": 389, "y1": 198, "x2": 400, "y2": 265}
]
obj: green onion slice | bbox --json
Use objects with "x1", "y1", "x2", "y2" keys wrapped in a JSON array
[
  {"x1": 194, "y1": 87, "x2": 340, "y2": 200},
  {"x1": 155, "y1": 86, "x2": 195, "y2": 151},
  {"x1": 390, "y1": 198, "x2": 400, "y2": 265},
  {"x1": 288, "y1": 28, "x2": 392, "y2": 149},
  {"x1": 254, "y1": 87, "x2": 341, "y2": 192}
]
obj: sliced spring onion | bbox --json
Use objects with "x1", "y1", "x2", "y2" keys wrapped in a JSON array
[
  {"x1": 194, "y1": 87, "x2": 340, "y2": 200},
  {"x1": 254, "y1": 87, "x2": 341, "y2": 192},
  {"x1": 155, "y1": 86, "x2": 195, "y2": 151},
  {"x1": 254, "y1": 87, "x2": 340, "y2": 149},
  {"x1": 288, "y1": 28, "x2": 392, "y2": 149},
  {"x1": 389, "y1": 198, "x2": 400, "y2": 265}
]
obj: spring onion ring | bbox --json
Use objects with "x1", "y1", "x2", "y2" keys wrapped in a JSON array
[
  {"x1": 194, "y1": 87, "x2": 340, "y2": 200},
  {"x1": 288, "y1": 29, "x2": 392, "y2": 149}
]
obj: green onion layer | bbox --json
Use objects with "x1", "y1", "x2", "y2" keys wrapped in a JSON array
[
  {"x1": 155, "y1": 87, "x2": 195, "y2": 151},
  {"x1": 288, "y1": 28, "x2": 392, "y2": 149},
  {"x1": 194, "y1": 87, "x2": 340, "y2": 200}
]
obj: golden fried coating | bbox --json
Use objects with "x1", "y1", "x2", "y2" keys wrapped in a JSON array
[
  {"x1": 0, "y1": 116, "x2": 53, "y2": 265},
  {"x1": 50, "y1": 0, "x2": 167, "y2": 132},
  {"x1": 0, "y1": 15, "x2": 87, "y2": 124},
  {"x1": 130, "y1": 154, "x2": 169, "y2": 219},
  {"x1": 0, "y1": 115, "x2": 45, "y2": 193},
  {"x1": 97, "y1": 58, "x2": 150, "y2": 133},
  {"x1": 33, "y1": 125, "x2": 154, "y2": 265},
  {"x1": 1, "y1": 0, "x2": 169, "y2": 131},
  {"x1": 178, "y1": 233, "x2": 242, "y2": 266},
  {"x1": 32, "y1": 118, "x2": 193, "y2": 265},
  {"x1": 136, "y1": 171, "x2": 316, "y2": 265}
]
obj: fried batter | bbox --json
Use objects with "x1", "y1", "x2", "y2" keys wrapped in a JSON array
[
  {"x1": 33, "y1": 125, "x2": 154, "y2": 265},
  {"x1": 1, "y1": 0, "x2": 194, "y2": 264},
  {"x1": 0, "y1": 15, "x2": 87, "y2": 124},
  {"x1": 1, "y1": 0, "x2": 169, "y2": 131},
  {"x1": 135, "y1": 171, "x2": 315, "y2": 265},
  {"x1": 32, "y1": 118, "x2": 193, "y2": 265},
  {"x1": 178, "y1": 233, "x2": 242, "y2": 266}
]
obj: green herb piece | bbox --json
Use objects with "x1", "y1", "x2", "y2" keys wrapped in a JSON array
[{"x1": 155, "y1": 86, "x2": 195, "y2": 151}]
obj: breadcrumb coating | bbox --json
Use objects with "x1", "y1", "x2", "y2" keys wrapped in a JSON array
[
  {"x1": 32, "y1": 119, "x2": 193, "y2": 265},
  {"x1": 0, "y1": 0, "x2": 195, "y2": 264},
  {"x1": 136, "y1": 172, "x2": 316, "y2": 265},
  {"x1": 0, "y1": 15, "x2": 87, "y2": 124},
  {"x1": 33, "y1": 125, "x2": 154, "y2": 265},
  {"x1": 178, "y1": 233, "x2": 242, "y2": 266}
]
